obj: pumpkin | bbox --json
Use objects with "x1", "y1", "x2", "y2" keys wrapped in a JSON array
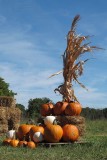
[
  {"x1": 65, "y1": 102, "x2": 82, "y2": 116},
  {"x1": 18, "y1": 124, "x2": 34, "y2": 141},
  {"x1": 29, "y1": 125, "x2": 44, "y2": 140},
  {"x1": 6, "y1": 129, "x2": 16, "y2": 139},
  {"x1": 10, "y1": 139, "x2": 19, "y2": 147},
  {"x1": 40, "y1": 103, "x2": 54, "y2": 116},
  {"x1": 3, "y1": 138, "x2": 11, "y2": 145},
  {"x1": 33, "y1": 132, "x2": 44, "y2": 143},
  {"x1": 18, "y1": 136, "x2": 28, "y2": 147},
  {"x1": 44, "y1": 116, "x2": 56, "y2": 126},
  {"x1": 53, "y1": 101, "x2": 68, "y2": 115},
  {"x1": 44, "y1": 123, "x2": 63, "y2": 143},
  {"x1": 62, "y1": 124, "x2": 79, "y2": 142},
  {"x1": 27, "y1": 141, "x2": 36, "y2": 149}
]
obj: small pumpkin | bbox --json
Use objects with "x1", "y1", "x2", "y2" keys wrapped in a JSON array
[
  {"x1": 44, "y1": 116, "x2": 56, "y2": 126},
  {"x1": 44, "y1": 123, "x2": 63, "y2": 143},
  {"x1": 53, "y1": 101, "x2": 68, "y2": 115},
  {"x1": 65, "y1": 101, "x2": 82, "y2": 116},
  {"x1": 3, "y1": 138, "x2": 11, "y2": 145},
  {"x1": 33, "y1": 132, "x2": 44, "y2": 143},
  {"x1": 10, "y1": 139, "x2": 19, "y2": 147},
  {"x1": 6, "y1": 129, "x2": 16, "y2": 139},
  {"x1": 18, "y1": 136, "x2": 27, "y2": 147},
  {"x1": 27, "y1": 140, "x2": 36, "y2": 149},
  {"x1": 29, "y1": 125, "x2": 44, "y2": 140},
  {"x1": 62, "y1": 124, "x2": 79, "y2": 142},
  {"x1": 40, "y1": 103, "x2": 54, "y2": 116}
]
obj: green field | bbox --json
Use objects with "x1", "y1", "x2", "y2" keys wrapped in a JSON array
[{"x1": 0, "y1": 120, "x2": 107, "y2": 160}]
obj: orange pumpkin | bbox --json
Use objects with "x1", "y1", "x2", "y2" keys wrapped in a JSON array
[
  {"x1": 18, "y1": 140, "x2": 28, "y2": 147},
  {"x1": 62, "y1": 124, "x2": 79, "y2": 142},
  {"x1": 44, "y1": 124, "x2": 63, "y2": 143},
  {"x1": 10, "y1": 139, "x2": 19, "y2": 147},
  {"x1": 40, "y1": 103, "x2": 54, "y2": 116},
  {"x1": 27, "y1": 141, "x2": 36, "y2": 149},
  {"x1": 29, "y1": 125, "x2": 44, "y2": 140},
  {"x1": 18, "y1": 124, "x2": 34, "y2": 141},
  {"x1": 53, "y1": 101, "x2": 68, "y2": 115},
  {"x1": 3, "y1": 138, "x2": 11, "y2": 145},
  {"x1": 65, "y1": 102, "x2": 82, "y2": 116}
]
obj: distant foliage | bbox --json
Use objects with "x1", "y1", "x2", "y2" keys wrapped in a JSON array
[
  {"x1": 0, "y1": 77, "x2": 17, "y2": 97},
  {"x1": 26, "y1": 97, "x2": 53, "y2": 118},
  {"x1": 81, "y1": 107, "x2": 107, "y2": 120},
  {"x1": 16, "y1": 103, "x2": 26, "y2": 116}
]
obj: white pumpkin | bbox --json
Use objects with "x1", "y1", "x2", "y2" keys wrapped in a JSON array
[
  {"x1": 33, "y1": 132, "x2": 44, "y2": 143},
  {"x1": 6, "y1": 129, "x2": 16, "y2": 139},
  {"x1": 44, "y1": 116, "x2": 56, "y2": 126}
]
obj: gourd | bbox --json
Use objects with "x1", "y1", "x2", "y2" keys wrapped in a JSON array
[
  {"x1": 40, "y1": 103, "x2": 54, "y2": 116},
  {"x1": 53, "y1": 101, "x2": 68, "y2": 115},
  {"x1": 62, "y1": 124, "x2": 79, "y2": 142},
  {"x1": 18, "y1": 124, "x2": 34, "y2": 140},
  {"x1": 33, "y1": 132, "x2": 44, "y2": 143},
  {"x1": 44, "y1": 116, "x2": 56, "y2": 126},
  {"x1": 3, "y1": 138, "x2": 11, "y2": 145},
  {"x1": 29, "y1": 125, "x2": 44, "y2": 140},
  {"x1": 6, "y1": 129, "x2": 16, "y2": 139},
  {"x1": 65, "y1": 101, "x2": 82, "y2": 116},
  {"x1": 44, "y1": 123, "x2": 63, "y2": 143},
  {"x1": 10, "y1": 139, "x2": 19, "y2": 147}
]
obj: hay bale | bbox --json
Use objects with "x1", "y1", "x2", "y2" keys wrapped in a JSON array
[
  {"x1": 56, "y1": 115, "x2": 85, "y2": 125},
  {"x1": 0, "y1": 124, "x2": 8, "y2": 133},
  {"x1": 56, "y1": 115, "x2": 86, "y2": 136},
  {"x1": 0, "y1": 108, "x2": 7, "y2": 119},
  {"x1": 0, "y1": 119, "x2": 7, "y2": 124}
]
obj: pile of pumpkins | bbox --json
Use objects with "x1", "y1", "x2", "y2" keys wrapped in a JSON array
[
  {"x1": 40, "y1": 101, "x2": 82, "y2": 116},
  {"x1": 2, "y1": 101, "x2": 82, "y2": 148}
]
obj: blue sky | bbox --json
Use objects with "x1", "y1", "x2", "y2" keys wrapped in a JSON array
[{"x1": 0, "y1": 0, "x2": 107, "y2": 108}]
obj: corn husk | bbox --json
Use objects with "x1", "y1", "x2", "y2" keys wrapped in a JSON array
[{"x1": 49, "y1": 15, "x2": 102, "y2": 102}]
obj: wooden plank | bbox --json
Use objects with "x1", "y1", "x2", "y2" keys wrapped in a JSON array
[{"x1": 38, "y1": 140, "x2": 88, "y2": 148}]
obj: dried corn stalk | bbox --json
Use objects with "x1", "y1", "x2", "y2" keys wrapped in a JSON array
[{"x1": 50, "y1": 15, "x2": 102, "y2": 102}]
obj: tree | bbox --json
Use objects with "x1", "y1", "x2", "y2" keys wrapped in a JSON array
[
  {"x1": 16, "y1": 103, "x2": 26, "y2": 114},
  {"x1": 0, "y1": 77, "x2": 17, "y2": 97},
  {"x1": 27, "y1": 97, "x2": 53, "y2": 118}
]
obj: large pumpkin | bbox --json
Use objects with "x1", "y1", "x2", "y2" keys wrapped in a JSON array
[
  {"x1": 53, "y1": 101, "x2": 68, "y2": 115},
  {"x1": 44, "y1": 124, "x2": 63, "y2": 143},
  {"x1": 62, "y1": 124, "x2": 79, "y2": 142},
  {"x1": 40, "y1": 103, "x2": 54, "y2": 116},
  {"x1": 29, "y1": 125, "x2": 44, "y2": 141},
  {"x1": 65, "y1": 101, "x2": 82, "y2": 116}
]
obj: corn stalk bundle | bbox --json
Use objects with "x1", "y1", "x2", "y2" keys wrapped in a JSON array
[{"x1": 49, "y1": 15, "x2": 102, "y2": 102}]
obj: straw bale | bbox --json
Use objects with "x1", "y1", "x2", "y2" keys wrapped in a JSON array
[
  {"x1": 56, "y1": 115, "x2": 85, "y2": 126},
  {"x1": 76, "y1": 123, "x2": 86, "y2": 136},
  {"x1": 56, "y1": 116, "x2": 86, "y2": 136},
  {"x1": 0, "y1": 119, "x2": 7, "y2": 124},
  {"x1": 0, "y1": 108, "x2": 7, "y2": 119},
  {"x1": 0, "y1": 124, "x2": 8, "y2": 133}
]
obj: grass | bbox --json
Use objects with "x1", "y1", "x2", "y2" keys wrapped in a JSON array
[{"x1": 0, "y1": 119, "x2": 107, "y2": 160}]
